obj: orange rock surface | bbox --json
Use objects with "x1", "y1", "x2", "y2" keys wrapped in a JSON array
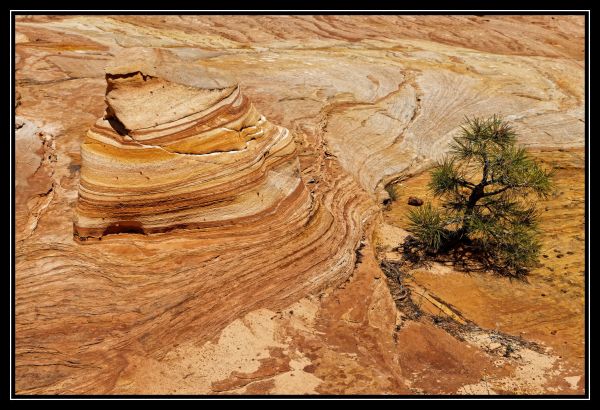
[
  {"x1": 14, "y1": 15, "x2": 585, "y2": 395},
  {"x1": 75, "y1": 51, "x2": 309, "y2": 240}
]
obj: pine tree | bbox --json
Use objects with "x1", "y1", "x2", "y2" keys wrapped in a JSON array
[{"x1": 407, "y1": 115, "x2": 553, "y2": 276}]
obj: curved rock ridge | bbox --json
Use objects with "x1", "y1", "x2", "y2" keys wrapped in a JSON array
[{"x1": 74, "y1": 64, "x2": 307, "y2": 240}]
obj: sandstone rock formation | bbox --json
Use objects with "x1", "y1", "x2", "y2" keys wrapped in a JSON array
[
  {"x1": 75, "y1": 58, "x2": 308, "y2": 240},
  {"x1": 14, "y1": 15, "x2": 585, "y2": 395}
]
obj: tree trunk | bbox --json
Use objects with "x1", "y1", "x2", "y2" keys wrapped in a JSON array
[{"x1": 460, "y1": 184, "x2": 484, "y2": 236}]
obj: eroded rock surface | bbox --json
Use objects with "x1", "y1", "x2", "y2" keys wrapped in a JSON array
[
  {"x1": 75, "y1": 54, "x2": 308, "y2": 240},
  {"x1": 14, "y1": 15, "x2": 585, "y2": 395}
]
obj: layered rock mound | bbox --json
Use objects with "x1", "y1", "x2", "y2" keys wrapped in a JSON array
[{"x1": 75, "y1": 62, "x2": 306, "y2": 240}]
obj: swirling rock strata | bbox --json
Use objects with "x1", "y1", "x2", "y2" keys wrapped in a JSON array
[
  {"x1": 17, "y1": 52, "x2": 376, "y2": 394},
  {"x1": 75, "y1": 63, "x2": 307, "y2": 239},
  {"x1": 15, "y1": 15, "x2": 584, "y2": 395}
]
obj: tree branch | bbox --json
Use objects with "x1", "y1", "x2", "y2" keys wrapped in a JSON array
[
  {"x1": 456, "y1": 178, "x2": 476, "y2": 189},
  {"x1": 483, "y1": 186, "x2": 510, "y2": 197},
  {"x1": 481, "y1": 155, "x2": 489, "y2": 186}
]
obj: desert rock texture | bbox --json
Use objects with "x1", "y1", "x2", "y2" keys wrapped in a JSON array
[
  {"x1": 75, "y1": 53, "x2": 308, "y2": 240},
  {"x1": 14, "y1": 15, "x2": 585, "y2": 395}
]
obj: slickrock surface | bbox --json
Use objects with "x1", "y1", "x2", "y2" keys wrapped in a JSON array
[{"x1": 14, "y1": 15, "x2": 585, "y2": 395}]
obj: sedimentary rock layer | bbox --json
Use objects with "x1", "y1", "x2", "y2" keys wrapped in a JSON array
[
  {"x1": 15, "y1": 15, "x2": 585, "y2": 394},
  {"x1": 75, "y1": 62, "x2": 307, "y2": 239},
  {"x1": 16, "y1": 47, "x2": 377, "y2": 394}
]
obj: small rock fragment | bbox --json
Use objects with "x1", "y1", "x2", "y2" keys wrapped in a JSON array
[{"x1": 407, "y1": 196, "x2": 424, "y2": 206}]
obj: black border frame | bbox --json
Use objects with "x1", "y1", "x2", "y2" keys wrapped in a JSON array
[{"x1": 9, "y1": 9, "x2": 590, "y2": 399}]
